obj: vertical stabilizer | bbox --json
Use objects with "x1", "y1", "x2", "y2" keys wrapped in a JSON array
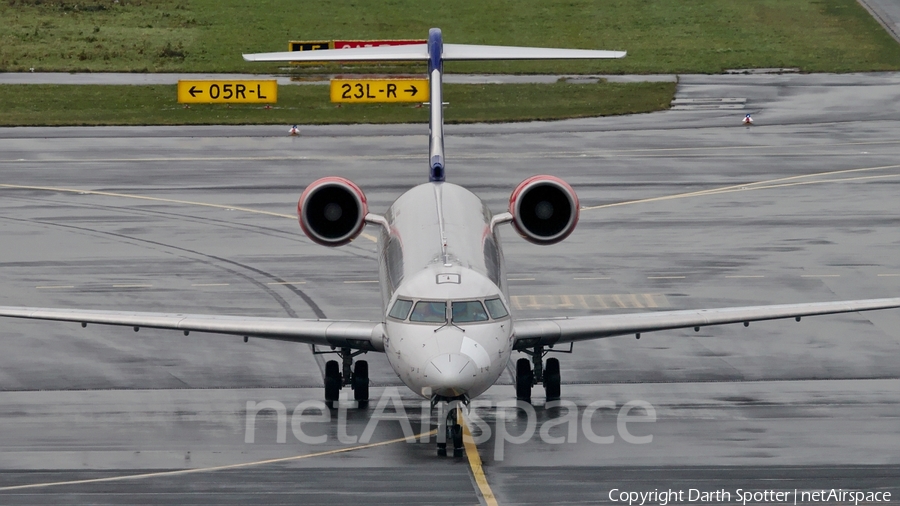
[{"x1": 427, "y1": 28, "x2": 445, "y2": 182}]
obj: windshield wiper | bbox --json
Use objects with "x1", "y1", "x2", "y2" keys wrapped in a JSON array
[{"x1": 434, "y1": 318, "x2": 464, "y2": 333}]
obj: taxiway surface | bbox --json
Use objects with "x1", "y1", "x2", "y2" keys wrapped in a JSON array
[{"x1": 1, "y1": 73, "x2": 899, "y2": 504}]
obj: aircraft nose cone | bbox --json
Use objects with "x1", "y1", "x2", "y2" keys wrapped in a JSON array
[{"x1": 424, "y1": 353, "x2": 478, "y2": 397}]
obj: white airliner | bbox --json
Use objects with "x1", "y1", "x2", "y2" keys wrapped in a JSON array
[{"x1": 2, "y1": 29, "x2": 899, "y2": 456}]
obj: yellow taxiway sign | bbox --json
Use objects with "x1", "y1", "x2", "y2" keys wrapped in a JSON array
[
  {"x1": 330, "y1": 78, "x2": 429, "y2": 103},
  {"x1": 177, "y1": 80, "x2": 277, "y2": 104}
]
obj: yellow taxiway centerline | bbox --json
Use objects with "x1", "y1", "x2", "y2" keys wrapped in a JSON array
[
  {"x1": 461, "y1": 411, "x2": 499, "y2": 506},
  {"x1": 581, "y1": 164, "x2": 900, "y2": 212},
  {"x1": 0, "y1": 430, "x2": 436, "y2": 492},
  {"x1": 0, "y1": 183, "x2": 378, "y2": 243}
]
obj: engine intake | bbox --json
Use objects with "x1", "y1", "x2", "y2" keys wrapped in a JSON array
[
  {"x1": 298, "y1": 177, "x2": 368, "y2": 246},
  {"x1": 509, "y1": 175, "x2": 579, "y2": 245}
]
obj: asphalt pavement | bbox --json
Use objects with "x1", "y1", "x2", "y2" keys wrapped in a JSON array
[{"x1": 1, "y1": 71, "x2": 900, "y2": 503}]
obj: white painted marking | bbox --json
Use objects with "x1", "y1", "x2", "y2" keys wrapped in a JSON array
[{"x1": 877, "y1": 274, "x2": 900, "y2": 277}]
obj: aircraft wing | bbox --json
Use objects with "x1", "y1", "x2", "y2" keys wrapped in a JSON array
[
  {"x1": 0, "y1": 306, "x2": 384, "y2": 351},
  {"x1": 512, "y1": 298, "x2": 900, "y2": 349},
  {"x1": 242, "y1": 44, "x2": 624, "y2": 62}
]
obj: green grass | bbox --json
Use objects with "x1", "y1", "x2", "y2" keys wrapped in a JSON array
[
  {"x1": 0, "y1": 81, "x2": 675, "y2": 126},
  {"x1": 1, "y1": 0, "x2": 898, "y2": 74}
]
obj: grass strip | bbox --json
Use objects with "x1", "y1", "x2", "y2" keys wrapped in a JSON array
[
  {"x1": 0, "y1": 81, "x2": 675, "y2": 126},
  {"x1": 1, "y1": 0, "x2": 898, "y2": 74}
]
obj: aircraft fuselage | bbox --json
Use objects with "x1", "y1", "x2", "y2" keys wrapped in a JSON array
[{"x1": 378, "y1": 182, "x2": 514, "y2": 400}]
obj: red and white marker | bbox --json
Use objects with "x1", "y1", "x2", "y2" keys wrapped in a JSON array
[
  {"x1": 742, "y1": 114, "x2": 754, "y2": 125},
  {"x1": 289, "y1": 125, "x2": 300, "y2": 136}
]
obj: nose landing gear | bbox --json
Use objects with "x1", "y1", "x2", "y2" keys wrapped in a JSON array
[
  {"x1": 437, "y1": 406, "x2": 465, "y2": 458},
  {"x1": 515, "y1": 344, "x2": 569, "y2": 404},
  {"x1": 319, "y1": 346, "x2": 369, "y2": 408}
]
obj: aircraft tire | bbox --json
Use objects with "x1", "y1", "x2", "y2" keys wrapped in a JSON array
[
  {"x1": 544, "y1": 357, "x2": 561, "y2": 402},
  {"x1": 353, "y1": 360, "x2": 369, "y2": 406},
  {"x1": 451, "y1": 424, "x2": 464, "y2": 457},
  {"x1": 325, "y1": 360, "x2": 341, "y2": 407},
  {"x1": 516, "y1": 358, "x2": 533, "y2": 404}
]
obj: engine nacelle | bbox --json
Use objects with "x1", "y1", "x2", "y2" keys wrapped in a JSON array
[
  {"x1": 508, "y1": 175, "x2": 579, "y2": 245},
  {"x1": 298, "y1": 177, "x2": 368, "y2": 246}
]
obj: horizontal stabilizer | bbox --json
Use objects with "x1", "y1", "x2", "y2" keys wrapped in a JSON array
[
  {"x1": 243, "y1": 43, "x2": 625, "y2": 62},
  {"x1": 244, "y1": 44, "x2": 428, "y2": 62},
  {"x1": 443, "y1": 44, "x2": 625, "y2": 60}
]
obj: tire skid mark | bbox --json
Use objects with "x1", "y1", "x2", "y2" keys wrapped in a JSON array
[
  {"x1": 1, "y1": 193, "x2": 377, "y2": 261},
  {"x1": 0, "y1": 215, "x2": 313, "y2": 319}
]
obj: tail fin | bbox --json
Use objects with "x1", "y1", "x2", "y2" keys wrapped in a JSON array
[
  {"x1": 426, "y1": 28, "x2": 445, "y2": 182},
  {"x1": 243, "y1": 29, "x2": 625, "y2": 181}
]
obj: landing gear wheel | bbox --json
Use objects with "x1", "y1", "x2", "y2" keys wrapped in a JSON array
[
  {"x1": 438, "y1": 408, "x2": 463, "y2": 458},
  {"x1": 544, "y1": 357, "x2": 561, "y2": 402},
  {"x1": 516, "y1": 358, "x2": 533, "y2": 404},
  {"x1": 324, "y1": 360, "x2": 341, "y2": 409},
  {"x1": 352, "y1": 360, "x2": 369, "y2": 408},
  {"x1": 452, "y1": 424, "x2": 464, "y2": 458}
]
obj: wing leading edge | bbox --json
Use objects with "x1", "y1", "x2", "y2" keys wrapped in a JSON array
[
  {"x1": 0, "y1": 306, "x2": 384, "y2": 352},
  {"x1": 512, "y1": 298, "x2": 900, "y2": 349},
  {"x1": 242, "y1": 43, "x2": 625, "y2": 63}
]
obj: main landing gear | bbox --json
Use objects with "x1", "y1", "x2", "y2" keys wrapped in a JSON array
[
  {"x1": 516, "y1": 344, "x2": 567, "y2": 404},
  {"x1": 436, "y1": 405, "x2": 464, "y2": 458},
  {"x1": 319, "y1": 347, "x2": 369, "y2": 408}
]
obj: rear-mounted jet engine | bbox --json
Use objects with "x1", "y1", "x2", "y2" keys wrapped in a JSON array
[
  {"x1": 508, "y1": 175, "x2": 579, "y2": 245},
  {"x1": 298, "y1": 177, "x2": 368, "y2": 246}
]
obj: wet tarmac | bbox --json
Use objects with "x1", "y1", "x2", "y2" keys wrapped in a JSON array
[{"x1": 1, "y1": 73, "x2": 899, "y2": 503}]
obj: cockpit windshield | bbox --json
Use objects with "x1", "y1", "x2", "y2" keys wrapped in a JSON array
[
  {"x1": 388, "y1": 299, "x2": 413, "y2": 320},
  {"x1": 484, "y1": 298, "x2": 509, "y2": 319},
  {"x1": 409, "y1": 301, "x2": 447, "y2": 323},
  {"x1": 451, "y1": 300, "x2": 489, "y2": 323},
  {"x1": 391, "y1": 298, "x2": 508, "y2": 324}
]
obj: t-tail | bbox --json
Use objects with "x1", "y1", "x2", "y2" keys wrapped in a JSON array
[
  {"x1": 243, "y1": 28, "x2": 625, "y2": 181},
  {"x1": 427, "y1": 28, "x2": 445, "y2": 182}
]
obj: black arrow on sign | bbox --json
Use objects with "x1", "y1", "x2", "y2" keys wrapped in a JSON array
[
  {"x1": 189, "y1": 86, "x2": 202, "y2": 97},
  {"x1": 405, "y1": 85, "x2": 418, "y2": 96}
]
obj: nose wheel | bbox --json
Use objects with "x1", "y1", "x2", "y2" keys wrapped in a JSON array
[
  {"x1": 319, "y1": 346, "x2": 369, "y2": 408},
  {"x1": 437, "y1": 407, "x2": 464, "y2": 458},
  {"x1": 515, "y1": 344, "x2": 568, "y2": 404}
]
